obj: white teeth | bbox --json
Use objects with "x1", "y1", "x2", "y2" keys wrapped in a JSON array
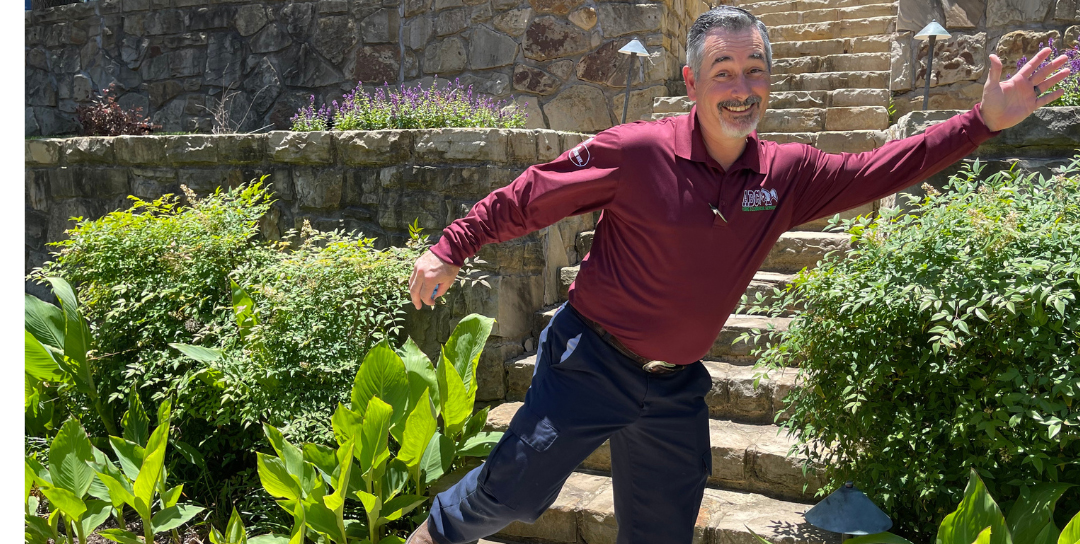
[{"x1": 725, "y1": 104, "x2": 752, "y2": 112}]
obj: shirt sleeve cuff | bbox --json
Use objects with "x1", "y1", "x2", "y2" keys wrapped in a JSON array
[
  {"x1": 430, "y1": 236, "x2": 465, "y2": 267},
  {"x1": 967, "y1": 103, "x2": 1002, "y2": 144}
]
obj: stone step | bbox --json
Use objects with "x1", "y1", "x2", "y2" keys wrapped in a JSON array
[
  {"x1": 770, "y1": 88, "x2": 890, "y2": 109},
  {"x1": 759, "y1": 129, "x2": 888, "y2": 153},
  {"x1": 770, "y1": 71, "x2": 890, "y2": 92},
  {"x1": 652, "y1": 95, "x2": 695, "y2": 114},
  {"x1": 573, "y1": 230, "x2": 849, "y2": 275},
  {"x1": 505, "y1": 355, "x2": 799, "y2": 424},
  {"x1": 486, "y1": 402, "x2": 822, "y2": 502},
  {"x1": 758, "y1": 3, "x2": 896, "y2": 26},
  {"x1": 770, "y1": 35, "x2": 893, "y2": 58},
  {"x1": 774, "y1": 52, "x2": 890, "y2": 74},
  {"x1": 532, "y1": 308, "x2": 791, "y2": 365},
  {"x1": 759, "y1": 106, "x2": 889, "y2": 133},
  {"x1": 492, "y1": 470, "x2": 836, "y2": 544},
  {"x1": 767, "y1": 16, "x2": 895, "y2": 42},
  {"x1": 741, "y1": 0, "x2": 895, "y2": 15}
]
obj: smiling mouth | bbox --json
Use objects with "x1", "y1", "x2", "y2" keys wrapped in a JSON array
[{"x1": 724, "y1": 104, "x2": 754, "y2": 112}]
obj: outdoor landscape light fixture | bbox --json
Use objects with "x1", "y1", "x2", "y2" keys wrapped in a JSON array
[
  {"x1": 804, "y1": 481, "x2": 893, "y2": 542},
  {"x1": 618, "y1": 38, "x2": 650, "y2": 124},
  {"x1": 915, "y1": 19, "x2": 951, "y2": 111}
]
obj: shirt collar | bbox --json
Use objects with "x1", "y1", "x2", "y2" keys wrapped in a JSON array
[{"x1": 674, "y1": 105, "x2": 768, "y2": 175}]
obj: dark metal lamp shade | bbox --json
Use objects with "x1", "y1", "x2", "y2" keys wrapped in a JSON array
[{"x1": 804, "y1": 482, "x2": 893, "y2": 535}]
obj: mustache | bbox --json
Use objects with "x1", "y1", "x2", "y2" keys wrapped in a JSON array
[{"x1": 717, "y1": 95, "x2": 762, "y2": 109}]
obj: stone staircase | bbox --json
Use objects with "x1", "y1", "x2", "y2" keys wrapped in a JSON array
[{"x1": 651, "y1": 0, "x2": 900, "y2": 156}]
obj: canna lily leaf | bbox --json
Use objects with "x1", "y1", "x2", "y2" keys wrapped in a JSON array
[
  {"x1": 974, "y1": 527, "x2": 994, "y2": 544},
  {"x1": 25, "y1": 293, "x2": 66, "y2": 350},
  {"x1": 50, "y1": 418, "x2": 96, "y2": 498},
  {"x1": 399, "y1": 337, "x2": 439, "y2": 416},
  {"x1": 25, "y1": 514, "x2": 55, "y2": 542},
  {"x1": 331, "y1": 403, "x2": 363, "y2": 446},
  {"x1": 359, "y1": 398, "x2": 393, "y2": 476},
  {"x1": 846, "y1": 532, "x2": 916, "y2": 544},
  {"x1": 97, "y1": 529, "x2": 142, "y2": 544},
  {"x1": 301, "y1": 495, "x2": 346, "y2": 544},
  {"x1": 257, "y1": 453, "x2": 303, "y2": 501},
  {"x1": 46, "y1": 277, "x2": 90, "y2": 366},
  {"x1": 172, "y1": 440, "x2": 205, "y2": 468},
  {"x1": 323, "y1": 439, "x2": 354, "y2": 512},
  {"x1": 436, "y1": 358, "x2": 471, "y2": 439},
  {"x1": 225, "y1": 507, "x2": 248, "y2": 544},
  {"x1": 456, "y1": 432, "x2": 503, "y2": 457},
  {"x1": 378, "y1": 537, "x2": 406, "y2": 544},
  {"x1": 302, "y1": 442, "x2": 338, "y2": 486},
  {"x1": 356, "y1": 489, "x2": 379, "y2": 514},
  {"x1": 1006, "y1": 483, "x2": 1072, "y2": 544},
  {"x1": 377, "y1": 494, "x2": 427, "y2": 523},
  {"x1": 108, "y1": 437, "x2": 145, "y2": 481},
  {"x1": 161, "y1": 484, "x2": 183, "y2": 508},
  {"x1": 1060, "y1": 510, "x2": 1080, "y2": 544},
  {"x1": 95, "y1": 471, "x2": 135, "y2": 508},
  {"x1": 38, "y1": 483, "x2": 87, "y2": 520},
  {"x1": 351, "y1": 341, "x2": 409, "y2": 426},
  {"x1": 936, "y1": 468, "x2": 1012, "y2": 544},
  {"x1": 461, "y1": 406, "x2": 490, "y2": 443},
  {"x1": 133, "y1": 423, "x2": 169, "y2": 514},
  {"x1": 248, "y1": 536, "x2": 291, "y2": 544},
  {"x1": 156, "y1": 398, "x2": 172, "y2": 428},
  {"x1": 442, "y1": 314, "x2": 494, "y2": 394},
  {"x1": 381, "y1": 459, "x2": 410, "y2": 502},
  {"x1": 169, "y1": 342, "x2": 223, "y2": 364},
  {"x1": 26, "y1": 455, "x2": 51, "y2": 486},
  {"x1": 121, "y1": 391, "x2": 150, "y2": 446},
  {"x1": 398, "y1": 389, "x2": 437, "y2": 474},
  {"x1": 25, "y1": 330, "x2": 66, "y2": 383},
  {"x1": 262, "y1": 424, "x2": 314, "y2": 492},
  {"x1": 419, "y1": 433, "x2": 455, "y2": 489},
  {"x1": 78, "y1": 499, "x2": 112, "y2": 537},
  {"x1": 151, "y1": 503, "x2": 205, "y2": 533},
  {"x1": 231, "y1": 280, "x2": 259, "y2": 342}
]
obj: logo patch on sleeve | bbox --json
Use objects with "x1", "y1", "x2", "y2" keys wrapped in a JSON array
[
  {"x1": 742, "y1": 188, "x2": 778, "y2": 211},
  {"x1": 569, "y1": 139, "x2": 592, "y2": 167}
]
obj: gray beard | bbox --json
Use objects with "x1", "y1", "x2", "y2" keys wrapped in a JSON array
[{"x1": 719, "y1": 114, "x2": 759, "y2": 139}]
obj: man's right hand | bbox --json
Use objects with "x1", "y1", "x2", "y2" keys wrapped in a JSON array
[{"x1": 409, "y1": 250, "x2": 462, "y2": 310}]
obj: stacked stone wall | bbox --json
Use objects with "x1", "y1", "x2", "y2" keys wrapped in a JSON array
[
  {"x1": 25, "y1": 0, "x2": 701, "y2": 136},
  {"x1": 25, "y1": 128, "x2": 598, "y2": 400},
  {"x1": 891, "y1": 0, "x2": 1079, "y2": 117}
]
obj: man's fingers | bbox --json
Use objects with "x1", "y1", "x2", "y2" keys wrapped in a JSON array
[
  {"x1": 1031, "y1": 56, "x2": 1071, "y2": 86},
  {"x1": 987, "y1": 53, "x2": 1003, "y2": 84},
  {"x1": 1016, "y1": 47, "x2": 1052, "y2": 80},
  {"x1": 409, "y1": 274, "x2": 424, "y2": 310},
  {"x1": 1037, "y1": 88, "x2": 1067, "y2": 108}
]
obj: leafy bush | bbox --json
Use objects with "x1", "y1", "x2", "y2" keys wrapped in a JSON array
[
  {"x1": 1016, "y1": 39, "x2": 1080, "y2": 107},
  {"x1": 292, "y1": 80, "x2": 527, "y2": 131},
  {"x1": 76, "y1": 83, "x2": 159, "y2": 136},
  {"x1": 255, "y1": 315, "x2": 503, "y2": 543},
  {"x1": 31, "y1": 181, "x2": 424, "y2": 524},
  {"x1": 743, "y1": 158, "x2": 1080, "y2": 540}
]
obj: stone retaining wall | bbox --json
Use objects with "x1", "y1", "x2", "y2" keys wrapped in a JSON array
[
  {"x1": 25, "y1": 0, "x2": 702, "y2": 136},
  {"x1": 25, "y1": 128, "x2": 598, "y2": 401},
  {"x1": 892, "y1": 0, "x2": 1079, "y2": 117},
  {"x1": 881, "y1": 106, "x2": 1080, "y2": 212}
]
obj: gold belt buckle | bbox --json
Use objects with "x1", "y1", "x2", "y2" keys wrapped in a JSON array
[{"x1": 642, "y1": 360, "x2": 678, "y2": 373}]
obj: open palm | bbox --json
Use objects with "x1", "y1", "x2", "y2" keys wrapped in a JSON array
[{"x1": 980, "y1": 47, "x2": 1071, "y2": 132}]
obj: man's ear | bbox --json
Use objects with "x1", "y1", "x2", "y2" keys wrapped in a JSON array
[{"x1": 682, "y1": 65, "x2": 698, "y2": 101}]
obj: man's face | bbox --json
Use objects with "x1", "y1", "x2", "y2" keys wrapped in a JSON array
[{"x1": 683, "y1": 28, "x2": 770, "y2": 141}]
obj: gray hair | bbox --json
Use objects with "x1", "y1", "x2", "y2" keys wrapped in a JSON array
[{"x1": 686, "y1": 6, "x2": 772, "y2": 78}]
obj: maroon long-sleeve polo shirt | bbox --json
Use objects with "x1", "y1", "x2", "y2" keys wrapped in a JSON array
[{"x1": 431, "y1": 105, "x2": 999, "y2": 365}]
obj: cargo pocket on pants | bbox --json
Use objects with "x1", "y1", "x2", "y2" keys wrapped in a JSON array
[{"x1": 478, "y1": 404, "x2": 559, "y2": 513}]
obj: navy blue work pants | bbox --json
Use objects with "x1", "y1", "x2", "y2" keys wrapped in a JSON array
[{"x1": 426, "y1": 304, "x2": 714, "y2": 544}]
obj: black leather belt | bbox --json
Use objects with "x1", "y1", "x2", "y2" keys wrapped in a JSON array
[{"x1": 567, "y1": 303, "x2": 685, "y2": 375}]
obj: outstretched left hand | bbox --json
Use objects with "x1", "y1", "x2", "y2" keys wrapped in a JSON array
[{"x1": 980, "y1": 47, "x2": 1072, "y2": 132}]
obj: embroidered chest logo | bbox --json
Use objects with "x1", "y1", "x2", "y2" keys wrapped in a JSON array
[
  {"x1": 569, "y1": 139, "x2": 592, "y2": 167},
  {"x1": 742, "y1": 188, "x2": 779, "y2": 211}
]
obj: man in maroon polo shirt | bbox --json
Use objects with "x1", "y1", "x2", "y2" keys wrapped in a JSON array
[{"x1": 405, "y1": 6, "x2": 1072, "y2": 544}]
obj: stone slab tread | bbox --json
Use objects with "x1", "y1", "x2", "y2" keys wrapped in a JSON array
[
  {"x1": 739, "y1": 0, "x2": 895, "y2": 15},
  {"x1": 493, "y1": 471, "x2": 838, "y2": 544}
]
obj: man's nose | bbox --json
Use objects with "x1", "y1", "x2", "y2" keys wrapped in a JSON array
[{"x1": 730, "y1": 75, "x2": 752, "y2": 100}]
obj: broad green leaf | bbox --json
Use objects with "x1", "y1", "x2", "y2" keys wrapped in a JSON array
[
  {"x1": 133, "y1": 423, "x2": 169, "y2": 511},
  {"x1": 38, "y1": 484, "x2": 87, "y2": 519},
  {"x1": 377, "y1": 536, "x2": 407, "y2": 544},
  {"x1": 331, "y1": 403, "x2": 363, "y2": 446},
  {"x1": 50, "y1": 418, "x2": 96, "y2": 498},
  {"x1": 356, "y1": 489, "x2": 379, "y2": 514},
  {"x1": 381, "y1": 459, "x2": 410, "y2": 501},
  {"x1": 302, "y1": 443, "x2": 338, "y2": 485},
  {"x1": 46, "y1": 277, "x2": 90, "y2": 369},
  {"x1": 263, "y1": 424, "x2": 313, "y2": 492},
  {"x1": 97, "y1": 529, "x2": 141, "y2": 544},
  {"x1": 352, "y1": 341, "x2": 409, "y2": 427},
  {"x1": 398, "y1": 390, "x2": 437, "y2": 471},
  {"x1": 94, "y1": 471, "x2": 135, "y2": 508},
  {"x1": 210, "y1": 526, "x2": 225, "y2": 544},
  {"x1": 151, "y1": 503, "x2": 205, "y2": 532},
  {"x1": 974, "y1": 527, "x2": 994, "y2": 544},
  {"x1": 461, "y1": 406, "x2": 490, "y2": 442},
  {"x1": 169, "y1": 343, "x2": 223, "y2": 364},
  {"x1": 108, "y1": 437, "x2": 145, "y2": 481},
  {"x1": 173, "y1": 440, "x2": 205, "y2": 468},
  {"x1": 1032, "y1": 524, "x2": 1060, "y2": 544},
  {"x1": 344, "y1": 519, "x2": 369, "y2": 539},
  {"x1": 121, "y1": 392, "x2": 150, "y2": 446},
  {"x1": 257, "y1": 453, "x2": 302, "y2": 501},
  {"x1": 287, "y1": 501, "x2": 306, "y2": 544},
  {"x1": 156, "y1": 398, "x2": 172, "y2": 428},
  {"x1": 25, "y1": 458, "x2": 39, "y2": 501},
  {"x1": 231, "y1": 280, "x2": 259, "y2": 341},
  {"x1": 359, "y1": 398, "x2": 393, "y2": 476},
  {"x1": 442, "y1": 314, "x2": 494, "y2": 393},
  {"x1": 1006, "y1": 483, "x2": 1072, "y2": 544},
  {"x1": 25, "y1": 330, "x2": 66, "y2": 382},
  {"x1": 249, "y1": 536, "x2": 291, "y2": 544},
  {"x1": 25, "y1": 514, "x2": 55, "y2": 542},
  {"x1": 936, "y1": 468, "x2": 1011, "y2": 544},
  {"x1": 419, "y1": 433, "x2": 455, "y2": 489},
  {"x1": 161, "y1": 484, "x2": 183, "y2": 508},
  {"x1": 846, "y1": 532, "x2": 916, "y2": 544},
  {"x1": 225, "y1": 507, "x2": 248, "y2": 544},
  {"x1": 1060, "y1": 510, "x2": 1080, "y2": 544},
  {"x1": 378, "y1": 494, "x2": 427, "y2": 522},
  {"x1": 78, "y1": 499, "x2": 112, "y2": 536},
  {"x1": 301, "y1": 496, "x2": 346, "y2": 544},
  {"x1": 456, "y1": 432, "x2": 503, "y2": 457},
  {"x1": 400, "y1": 337, "x2": 439, "y2": 414},
  {"x1": 86, "y1": 449, "x2": 121, "y2": 504},
  {"x1": 324, "y1": 439, "x2": 354, "y2": 512},
  {"x1": 436, "y1": 358, "x2": 471, "y2": 439}
]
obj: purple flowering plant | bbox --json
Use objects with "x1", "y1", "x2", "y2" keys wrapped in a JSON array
[
  {"x1": 290, "y1": 94, "x2": 332, "y2": 131},
  {"x1": 1015, "y1": 38, "x2": 1080, "y2": 107},
  {"x1": 290, "y1": 79, "x2": 527, "y2": 132}
]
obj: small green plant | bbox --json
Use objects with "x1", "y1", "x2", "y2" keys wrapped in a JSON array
[
  {"x1": 208, "y1": 507, "x2": 286, "y2": 544},
  {"x1": 740, "y1": 157, "x2": 1080, "y2": 539},
  {"x1": 255, "y1": 314, "x2": 503, "y2": 543}
]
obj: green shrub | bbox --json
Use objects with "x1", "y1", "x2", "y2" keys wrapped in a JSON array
[
  {"x1": 31, "y1": 181, "x2": 424, "y2": 525},
  {"x1": 743, "y1": 157, "x2": 1080, "y2": 540}
]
